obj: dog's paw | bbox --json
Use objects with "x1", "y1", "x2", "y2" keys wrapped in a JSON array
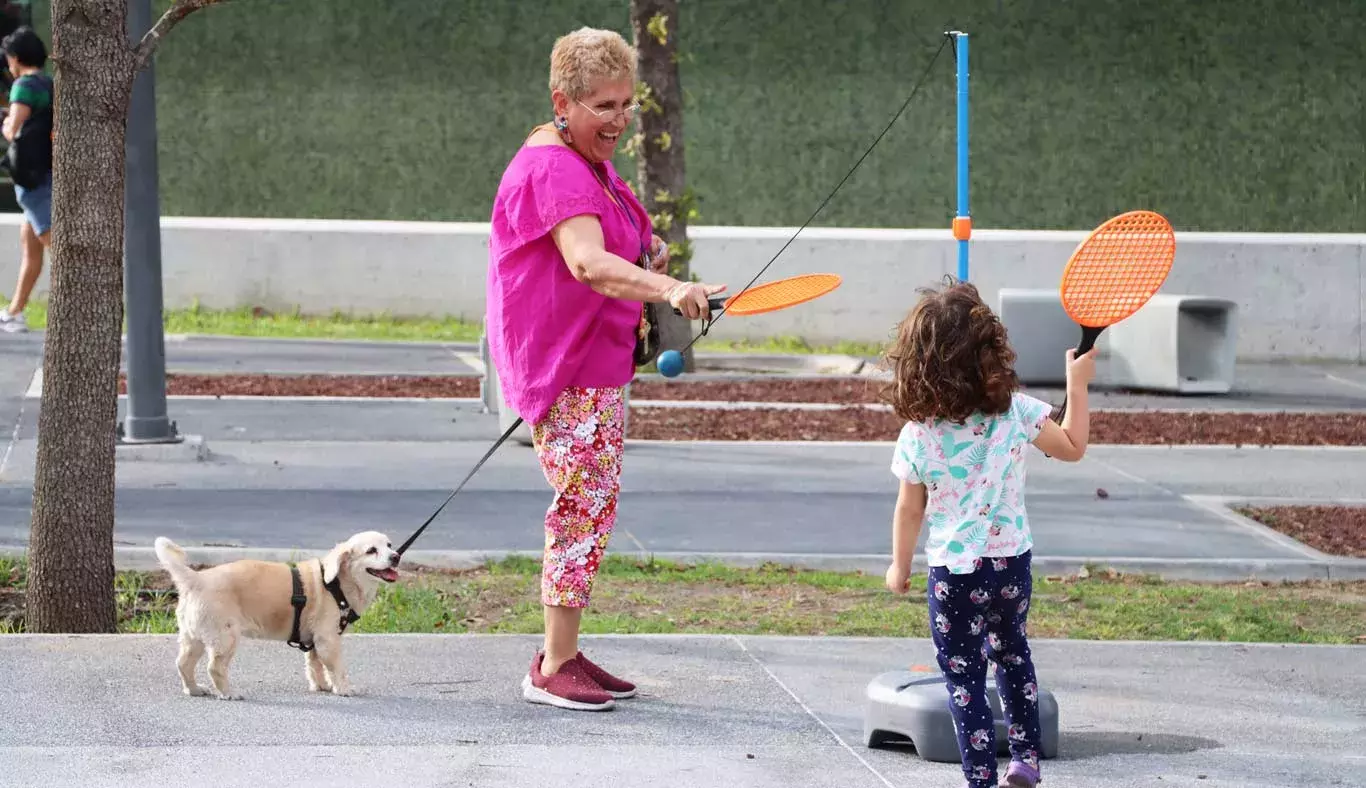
[
  {"x1": 182, "y1": 684, "x2": 208, "y2": 697},
  {"x1": 330, "y1": 684, "x2": 356, "y2": 697},
  {"x1": 308, "y1": 681, "x2": 333, "y2": 693},
  {"x1": 213, "y1": 692, "x2": 244, "y2": 701}
]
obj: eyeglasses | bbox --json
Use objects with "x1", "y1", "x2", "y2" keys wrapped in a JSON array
[{"x1": 577, "y1": 99, "x2": 641, "y2": 123}]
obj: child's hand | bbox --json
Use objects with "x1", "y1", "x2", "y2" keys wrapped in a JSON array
[
  {"x1": 1065, "y1": 347, "x2": 1097, "y2": 388},
  {"x1": 884, "y1": 562, "x2": 911, "y2": 595}
]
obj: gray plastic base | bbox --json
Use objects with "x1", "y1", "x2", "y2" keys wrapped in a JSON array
[
  {"x1": 996, "y1": 289, "x2": 1084, "y2": 386},
  {"x1": 1107, "y1": 294, "x2": 1239, "y2": 394},
  {"x1": 863, "y1": 670, "x2": 1059, "y2": 763}
]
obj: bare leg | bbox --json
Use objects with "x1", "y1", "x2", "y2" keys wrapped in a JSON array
[
  {"x1": 6, "y1": 223, "x2": 46, "y2": 315},
  {"x1": 306, "y1": 649, "x2": 332, "y2": 692},
  {"x1": 176, "y1": 634, "x2": 207, "y2": 696},
  {"x1": 542, "y1": 605, "x2": 583, "y2": 676}
]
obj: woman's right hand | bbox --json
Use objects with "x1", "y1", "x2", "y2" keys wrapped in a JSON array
[{"x1": 667, "y1": 281, "x2": 728, "y2": 320}]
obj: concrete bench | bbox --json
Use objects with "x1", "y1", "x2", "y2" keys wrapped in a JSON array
[
  {"x1": 1107, "y1": 294, "x2": 1239, "y2": 394},
  {"x1": 996, "y1": 288, "x2": 1084, "y2": 386},
  {"x1": 478, "y1": 329, "x2": 535, "y2": 446}
]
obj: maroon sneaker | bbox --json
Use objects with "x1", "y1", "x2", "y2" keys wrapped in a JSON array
[
  {"x1": 521, "y1": 651, "x2": 614, "y2": 711},
  {"x1": 574, "y1": 651, "x2": 637, "y2": 699}
]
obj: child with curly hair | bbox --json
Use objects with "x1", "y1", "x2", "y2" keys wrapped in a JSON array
[{"x1": 881, "y1": 278, "x2": 1095, "y2": 788}]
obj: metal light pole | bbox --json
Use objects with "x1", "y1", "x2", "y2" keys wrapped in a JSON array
[{"x1": 120, "y1": 0, "x2": 179, "y2": 444}]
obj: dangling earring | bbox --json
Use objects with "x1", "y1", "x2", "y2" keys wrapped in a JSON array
[{"x1": 553, "y1": 115, "x2": 568, "y2": 131}]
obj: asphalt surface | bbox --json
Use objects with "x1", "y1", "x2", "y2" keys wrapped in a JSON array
[
  {"x1": 1, "y1": 634, "x2": 1362, "y2": 787},
  {"x1": 1, "y1": 333, "x2": 1364, "y2": 580},
  {"x1": 0, "y1": 429, "x2": 1345, "y2": 561}
]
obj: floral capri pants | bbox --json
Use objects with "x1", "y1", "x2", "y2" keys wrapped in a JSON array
[{"x1": 531, "y1": 386, "x2": 626, "y2": 608}]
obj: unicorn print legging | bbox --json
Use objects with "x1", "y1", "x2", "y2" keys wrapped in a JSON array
[
  {"x1": 927, "y1": 551, "x2": 1043, "y2": 787},
  {"x1": 531, "y1": 386, "x2": 626, "y2": 608}
]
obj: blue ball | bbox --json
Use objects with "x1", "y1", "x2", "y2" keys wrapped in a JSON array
[{"x1": 657, "y1": 350, "x2": 684, "y2": 378}]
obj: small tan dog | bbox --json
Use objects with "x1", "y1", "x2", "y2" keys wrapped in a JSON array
[{"x1": 154, "y1": 531, "x2": 400, "y2": 700}]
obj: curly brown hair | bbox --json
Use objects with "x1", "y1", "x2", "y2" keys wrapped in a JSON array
[{"x1": 881, "y1": 277, "x2": 1019, "y2": 423}]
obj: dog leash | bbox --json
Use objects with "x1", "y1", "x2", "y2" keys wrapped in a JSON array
[{"x1": 394, "y1": 417, "x2": 524, "y2": 556}]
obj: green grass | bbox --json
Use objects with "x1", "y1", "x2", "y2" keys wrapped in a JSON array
[
  {"x1": 18, "y1": 299, "x2": 486, "y2": 344},
  {"x1": 15, "y1": 298, "x2": 885, "y2": 357},
  {"x1": 2, "y1": 555, "x2": 1360, "y2": 644},
  {"x1": 0, "y1": 555, "x2": 24, "y2": 589}
]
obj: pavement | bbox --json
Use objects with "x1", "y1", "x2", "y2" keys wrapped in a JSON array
[
  {"x1": 2, "y1": 333, "x2": 1365, "y2": 788},
  {"x1": 1, "y1": 333, "x2": 1365, "y2": 581},
  {"x1": 1, "y1": 634, "x2": 1363, "y2": 787}
]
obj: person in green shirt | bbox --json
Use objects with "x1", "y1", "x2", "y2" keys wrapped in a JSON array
[{"x1": 0, "y1": 25, "x2": 50, "y2": 333}]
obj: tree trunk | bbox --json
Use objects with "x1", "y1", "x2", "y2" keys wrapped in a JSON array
[
  {"x1": 25, "y1": 1, "x2": 137, "y2": 633},
  {"x1": 630, "y1": 0, "x2": 697, "y2": 371}
]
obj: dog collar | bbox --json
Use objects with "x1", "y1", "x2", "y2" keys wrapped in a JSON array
[{"x1": 321, "y1": 558, "x2": 362, "y2": 633}]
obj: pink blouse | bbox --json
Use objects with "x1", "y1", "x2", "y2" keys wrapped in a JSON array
[{"x1": 485, "y1": 144, "x2": 652, "y2": 425}]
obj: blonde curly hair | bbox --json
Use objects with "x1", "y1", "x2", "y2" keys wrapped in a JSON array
[{"x1": 549, "y1": 27, "x2": 637, "y2": 100}]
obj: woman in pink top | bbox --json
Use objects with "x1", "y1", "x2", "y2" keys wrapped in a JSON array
[{"x1": 486, "y1": 26, "x2": 726, "y2": 712}]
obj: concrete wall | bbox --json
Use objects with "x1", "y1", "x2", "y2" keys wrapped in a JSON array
[{"x1": 2, "y1": 214, "x2": 1362, "y2": 362}]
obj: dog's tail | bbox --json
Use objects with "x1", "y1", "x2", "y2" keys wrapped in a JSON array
[{"x1": 154, "y1": 537, "x2": 198, "y2": 590}]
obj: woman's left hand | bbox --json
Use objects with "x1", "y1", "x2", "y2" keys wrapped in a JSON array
[{"x1": 648, "y1": 234, "x2": 670, "y2": 273}]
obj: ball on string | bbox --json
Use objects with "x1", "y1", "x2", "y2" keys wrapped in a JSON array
[{"x1": 657, "y1": 350, "x2": 684, "y2": 378}]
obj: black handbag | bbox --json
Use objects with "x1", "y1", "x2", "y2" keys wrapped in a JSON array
[
  {"x1": 633, "y1": 300, "x2": 662, "y2": 368},
  {"x1": 597, "y1": 168, "x2": 662, "y2": 368}
]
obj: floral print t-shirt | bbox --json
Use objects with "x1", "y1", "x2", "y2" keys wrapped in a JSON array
[{"x1": 890, "y1": 392, "x2": 1054, "y2": 574}]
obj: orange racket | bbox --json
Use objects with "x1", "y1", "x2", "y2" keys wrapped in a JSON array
[
  {"x1": 672, "y1": 273, "x2": 842, "y2": 318},
  {"x1": 1054, "y1": 209, "x2": 1175, "y2": 421}
]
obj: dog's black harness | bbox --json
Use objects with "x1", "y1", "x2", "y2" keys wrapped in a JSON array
[{"x1": 287, "y1": 560, "x2": 362, "y2": 652}]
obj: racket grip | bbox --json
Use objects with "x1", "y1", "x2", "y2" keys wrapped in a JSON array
[
  {"x1": 1054, "y1": 325, "x2": 1104, "y2": 424},
  {"x1": 1075, "y1": 325, "x2": 1105, "y2": 357},
  {"x1": 672, "y1": 296, "x2": 727, "y2": 317}
]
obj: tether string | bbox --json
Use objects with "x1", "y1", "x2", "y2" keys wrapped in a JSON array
[{"x1": 678, "y1": 34, "x2": 951, "y2": 355}]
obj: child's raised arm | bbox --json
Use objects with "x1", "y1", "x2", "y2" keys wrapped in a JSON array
[
  {"x1": 1032, "y1": 347, "x2": 1096, "y2": 462},
  {"x1": 886, "y1": 480, "x2": 927, "y2": 594}
]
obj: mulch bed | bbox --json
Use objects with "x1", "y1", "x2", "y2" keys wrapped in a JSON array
[
  {"x1": 123, "y1": 373, "x2": 1366, "y2": 446},
  {"x1": 629, "y1": 407, "x2": 1366, "y2": 445},
  {"x1": 1237, "y1": 506, "x2": 1366, "y2": 559},
  {"x1": 132, "y1": 373, "x2": 882, "y2": 403},
  {"x1": 631, "y1": 405, "x2": 899, "y2": 441},
  {"x1": 630, "y1": 377, "x2": 885, "y2": 403},
  {"x1": 122, "y1": 373, "x2": 483, "y2": 399}
]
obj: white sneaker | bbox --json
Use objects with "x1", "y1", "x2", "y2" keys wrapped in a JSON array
[{"x1": 0, "y1": 310, "x2": 27, "y2": 333}]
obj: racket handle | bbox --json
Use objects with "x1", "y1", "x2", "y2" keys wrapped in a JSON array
[
  {"x1": 1075, "y1": 325, "x2": 1105, "y2": 357},
  {"x1": 1053, "y1": 325, "x2": 1105, "y2": 424},
  {"x1": 672, "y1": 296, "x2": 727, "y2": 317}
]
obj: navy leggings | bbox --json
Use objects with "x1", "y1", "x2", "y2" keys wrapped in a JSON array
[{"x1": 927, "y1": 552, "x2": 1042, "y2": 787}]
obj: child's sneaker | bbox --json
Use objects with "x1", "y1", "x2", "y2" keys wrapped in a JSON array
[
  {"x1": 521, "y1": 651, "x2": 615, "y2": 711},
  {"x1": 574, "y1": 651, "x2": 637, "y2": 698},
  {"x1": 998, "y1": 760, "x2": 1040, "y2": 787},
  {"x1": 0, "y1": 310, "x2": 26, "y2": 333}
]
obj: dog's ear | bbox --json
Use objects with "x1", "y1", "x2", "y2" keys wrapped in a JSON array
[{"x1": 320, "y1": 541, "x2": 350, "y2": 584}]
